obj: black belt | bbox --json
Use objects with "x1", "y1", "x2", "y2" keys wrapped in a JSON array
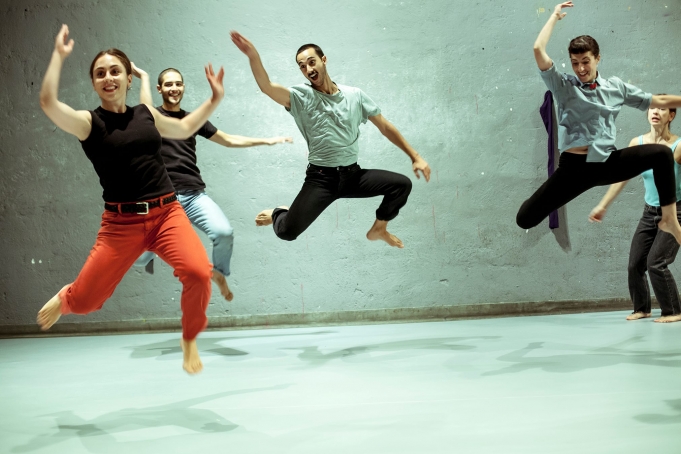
[
  {"x1": 308, "y1": 162, "x2": 358, "y2": 173},
  {"x1": 104, "y1": 194, "x2": 177, "y2": 214}
]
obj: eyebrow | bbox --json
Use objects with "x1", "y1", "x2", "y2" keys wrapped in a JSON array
[
  {"x1": 94, "y1": 64, "x2": 122, "y2": 71},
  {"x1": 297, "y1": 56, "x2": 315, "y2": 65}
]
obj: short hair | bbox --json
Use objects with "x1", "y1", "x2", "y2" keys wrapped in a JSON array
[
  {"x1": 295, "y1": 44, "x2": 324, "y2": 62},
  {"x1": 568, "y1": 35, "x2": 600, "y2": 57},
  {"x1": 89, "y1": 48, "x2": 132, "y2": 79},
  {"x1": 157, "y1": 68, "x2": 183, "y2": 86}
]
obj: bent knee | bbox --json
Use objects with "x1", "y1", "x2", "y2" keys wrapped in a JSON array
[
  {"x1": 213, "y1": 227, "x2": 234, "y2": 242},
  {"x1": 516, "y1": 212, "x2": 538, "y2": 230},
  {"x1": 275, "y1": 230, "x2": 299, "y2": 242}
]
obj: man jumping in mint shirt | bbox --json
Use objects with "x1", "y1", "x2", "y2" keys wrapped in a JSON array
[
  {"x1": 136, "y1": 67, "x2": 293, "y2": 300},
  {"x1": 231, "y1": 31, "x2": 431, "y2": 248}
]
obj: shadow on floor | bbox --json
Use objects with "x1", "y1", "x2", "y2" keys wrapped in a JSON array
[
  {"x1": 283, "y1": 336, "x2": 501, "y2": 367},
  {"x1": 126, "y1": 330, "x2": 336, "y2": 359},
  {"x1": 10, "y1": 385, "x2": 288, "y2": 453},
  {"x1": 634, "y1": 399, "x2": 681, "y2": 425},
  {"x1": 481, "y1": 336, "x2": 681, "y2": 376}
]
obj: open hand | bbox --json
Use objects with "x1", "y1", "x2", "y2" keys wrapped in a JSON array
[
  {"x1": 130, "y1": 62, "x2": 148, "y2": 79},
  {"x1": 588, "y1": 205, "x2": 606, "y2": 223},
  {"x1": 230, "y1": 31, "x2": 258, "y2": 58},
  {"x1": 553, "y1": 1, "x2": 574, "y2": 20},
  {"x1": 413, "y1": 157, "x2": 431, "y2": 182},
  {"x1": 205, "y1": 63, "x2": 225, "y2": 101},
  {"x1": 54, "y1": 24, "x2": 75, "y2": 58}
]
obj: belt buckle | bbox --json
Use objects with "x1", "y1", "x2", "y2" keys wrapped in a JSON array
[{"x1": 136, "y1": 202, "x2": 149, "y2": 215}]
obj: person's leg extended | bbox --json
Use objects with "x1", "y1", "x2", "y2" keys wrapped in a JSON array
[
  {"x1": 260, "y1": 169, "x2": 337, "y2": 241},
  {"x1": 37, "y1": 211, "x2": 147, "y2": 330},
  {"x1": 626, "y1": 207, "x2": 656, "y2": 320},
  {"x1": 340, "y1": 167, "x2": 412, "y2": 248},
  {"x1": 179, "y1": 191, "x2": 235, "y2": 301},
  {"x1": 516, "y1": 153, "x2": 594, "y2": 229},
  {"x1": 148, "y1": 202, "x2": 212, "y2": 374},
  {"x1": 596, "y1": 145, "x2": 681, "y2": 244}
]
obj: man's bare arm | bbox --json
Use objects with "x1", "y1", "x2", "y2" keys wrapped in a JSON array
[
  {"x1": 369, "y1": 114, "x2": 431, "y2": 182},
  {"x1": 231, "y1": 31, "x2": 291, "y2": 108}
]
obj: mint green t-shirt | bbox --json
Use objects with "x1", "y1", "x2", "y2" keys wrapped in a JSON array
[{"x1": 288, "y1": 83, "x2": 381, "y2": 167}]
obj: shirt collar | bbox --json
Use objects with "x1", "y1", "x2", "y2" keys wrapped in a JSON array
[{"x1": 582, "y1": 72, "x2": 605, "y2": 89}]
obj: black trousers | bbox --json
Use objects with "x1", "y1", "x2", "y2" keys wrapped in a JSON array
[
  {"x1": 517, "y1": 145, "x2": 676, "y2": 229},
  {"x1": 628, "y1": 202, "x2": 681, "y2": 316},
  {"x1": 272, "y1": 163, "x2": 412, "y2": 241}
]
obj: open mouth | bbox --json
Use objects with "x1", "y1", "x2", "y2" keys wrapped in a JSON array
[
  {"x1": 308, "y1": 71, "x2": 319, "y2": 82},
  {"x1": 103, "y1": 85, "x2": 117, "y2": 93}
]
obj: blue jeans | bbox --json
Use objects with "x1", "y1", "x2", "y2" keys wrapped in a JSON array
[
  {"x1": 136, "y1": 190, "x2": 234, "y2": 276},
  {"x1": 628, "y1": 202, "x2": 681, "y2": 316}
]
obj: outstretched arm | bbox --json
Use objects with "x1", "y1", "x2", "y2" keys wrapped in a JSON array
[
  {"x1": 150, "y1": 64, "x2": 224, "y2": 140},
  {"x1": 209, "y1": 131, "x2": 293, "y2": 148},
  {"x1": 131, "y1": 62, "x2": 153, "y2": 106},
  {"x1": 651, "y1": 95, "x2": 681, "y2": 112},
  {"x1": 534, "y1": 2, "x2": 573, "y2": 71},
  {"x1": 39, "y1": 24, "x2": 92, "y2": 141},
  {"x1": 589, "y1": 137, "x2": 637, "y2": 222},
  {"x1": 230, "y1": 31, "x2": 291, "y2": 108},
  {"x1": 369, "y1": 114, "x2": 431, "y2": 182}
]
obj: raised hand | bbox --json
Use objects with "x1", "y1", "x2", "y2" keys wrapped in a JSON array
[
  {"x1": 54, "y1": 24, "x2": 75, "y2": 58},
  {"x1": 413, "y1": 157, "x2": 431, "y2": 182},
  {"x1": 553, "y1": 1, "x2": 574, "y2": 20},
  {"x1": 130, "y1": 62, "x2": 148, "y2": 79},
  {"x1": 230, "y1": 31, "x2": 258, "y2": 58},
  {"x1": 205, "y1": 63, "x2": 225, "y2": 101}
]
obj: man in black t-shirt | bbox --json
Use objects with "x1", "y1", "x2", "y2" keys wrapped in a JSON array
[{"x1": 136, "y1": 68, "x2": 292, "y2": 300}]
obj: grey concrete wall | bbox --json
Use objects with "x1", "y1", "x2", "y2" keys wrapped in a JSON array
[{"x1": 1, "y1": 0, "x2": 680, "y2": 329}]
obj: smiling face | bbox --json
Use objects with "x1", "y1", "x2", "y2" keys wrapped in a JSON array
[
  {"x1": 570, "y1": 51, "x2": 600, "y2": 84},
  {"x1": 90, "y1": 54, "x2": 132, "y2": 103},
  {"x1": 296, "y1": 48, "x2": 327, "y2": 87},
  {"x1": 158, "y1": 71, "x2": 185, "y2": 108}
]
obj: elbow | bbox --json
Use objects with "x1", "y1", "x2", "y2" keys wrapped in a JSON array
[{"x1": 39, "y1": 92, "x2": 52, "y2": 111}]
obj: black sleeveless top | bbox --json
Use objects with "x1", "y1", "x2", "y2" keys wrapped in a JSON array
[{"x1": 80, "y1": 104, "x2": 175, "y2": 202}]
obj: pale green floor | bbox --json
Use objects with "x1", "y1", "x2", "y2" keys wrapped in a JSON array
[{"x1": 1, "y1": 311, "x2": 680, "y2": 454}]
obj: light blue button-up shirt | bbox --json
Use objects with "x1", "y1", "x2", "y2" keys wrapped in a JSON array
[{"x1": 540, "y1": 63, "x2": 652, "y2": 162}]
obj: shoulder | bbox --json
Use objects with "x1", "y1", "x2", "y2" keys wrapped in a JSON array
[
  {"x1": 290, "y1": 84, "x2": 314, "y2": 96},
  {"x1": 628, "y1": 135, "x2": 643, "y2": 147},
  {"x1": 338, "y1": 84, "x2": 360, "y2": 93}
]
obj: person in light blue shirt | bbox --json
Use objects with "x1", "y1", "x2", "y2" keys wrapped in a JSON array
[
  {"x1": 517, "y1": 1, "x2": 681, "y2": 246},
  {"x1": 591, "y1": 103, "x2": 681, "y2": 323},
  {"x1": 231, "y1": 31, "x2": 431, "y2": 248}
]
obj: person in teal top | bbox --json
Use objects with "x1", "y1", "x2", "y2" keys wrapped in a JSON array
[
  {"x1": 591, "y1": 103, "x2": 681, "y2": 323},
  {"x1": 230, "y1": 31, "x2": 431, "y2": 249}
]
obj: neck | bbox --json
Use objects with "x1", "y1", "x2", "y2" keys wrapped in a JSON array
[
  {"x1": 162, "y1": 102, "x2": 181, "y2": 112},
  {"x1": 312, "y1": 75, "x2": 338, "y2": 95},
  {"x1": 100, "y1": 98, "x2": 127, "y2": 113},
  {"x1": 649, "y1": 125, "x2": 672, "y2": 143}
]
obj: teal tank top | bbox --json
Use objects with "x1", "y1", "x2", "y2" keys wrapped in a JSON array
[{"x1": 639, "y1": 136, "x2": 681, "y2": 206}]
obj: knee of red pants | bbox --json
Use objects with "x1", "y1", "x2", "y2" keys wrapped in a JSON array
[
  {"x1": 177, "y1": 261, "x2": 212, "y2": 341},
  {"x1": 58, "y1": 283, "x2": 110, "y2": 315}
]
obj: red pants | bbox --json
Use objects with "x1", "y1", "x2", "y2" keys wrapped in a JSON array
[{"x1": 58, "y1": 198, "x2": 212, "y2": 340}]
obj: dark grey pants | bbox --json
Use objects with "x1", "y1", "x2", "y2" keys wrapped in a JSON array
[
  {"x1": 272, "y1": 163, "x2": 412, "y2": 241},
  {"x1": 628, "y1": 202, "x2": 681, "y2": 316}
]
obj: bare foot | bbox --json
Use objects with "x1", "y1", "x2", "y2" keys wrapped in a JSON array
[
  {"x1": 180, "y1": 338, "x2": 203, "y2": 374},
  {"x1": 255, "y1": 206, "x2": 288, "y2": 227},
  {"x1": 654, "y1": 314, "x2": 681, "y2": 323},
  {"x1": 658, "y1": 218, "x2": 681, "y2": 245},
  {"x1": 366, "y1": 219, "x2": 404, "y2": 248},
  {"x1": 626, "y1": 312, "x2": 651, "y2": 321},
  {"x1": 37, "y1": 292, "x2": 63, "y2": 330},
  {"x1": 211, "y1": 269, "x2": 233, "y2": 301}
]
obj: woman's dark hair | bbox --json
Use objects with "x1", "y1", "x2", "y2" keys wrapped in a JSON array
[
  {"x1": 295, "y1": 44, "x2": 324, "y2": 62},
  {"x1": 89, "y1": 48, "x2": 132, "y2": 79},
  {"x1": 568, "y1": 35, "x2": 600, "y2": 57},
  {"x1": 158, "y1": 68, "x2": 183, "y2": 86}
]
